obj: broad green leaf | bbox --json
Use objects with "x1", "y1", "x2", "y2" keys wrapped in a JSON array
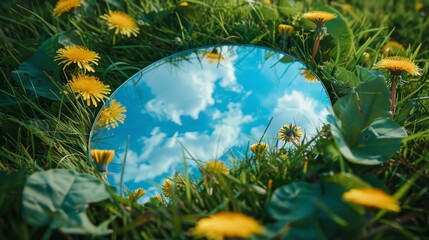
[
  {"x1": 324, "y1": 173, "x2": 371, "y2": 190},
  {"x1": 335, "y1": 67, "x2": 360, "y2": 88},
  {"x1": 267, "y1": 182, "x2": 363, "y2": 239},
  {"x1": 329, "y1": 78, "x2": 408, "y2": 164},
  {"x1": 11, "y1": 35, "x2": 64, "y2": 101},
  {"x1": 356, "y1": 65, "x2": 385, "y2": 83},
  {"x1": 321, "y1": 6, "x2": 355, "y2": 63},
  {"x1": 21, "y1": 169, "x2": 111, "y2": 236}
]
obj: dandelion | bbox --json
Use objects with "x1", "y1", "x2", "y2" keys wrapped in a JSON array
[
  {"x1": 373, "y1": 56, "x2": 422, "y2": 114},
  {"x1": 100, "y1": 11, "x2": 140, "y2": 37},
  {"x1": 373, "y1": 56, "x2": 422, "y2": 76},
  {"x1": 162, "y1": 179, "x2": 173, "y2": 197},
  {"x1": 302, "y1": 10, "x2": 336, "y2": 61},
  {"x1": 190, "y1": 212, "x2": 264, "y2": 239},
  {"x1": 382, "y1": 41, "x2": 405, "y2": 56},
  {"x1": 250, "y1": 142, "x2": 269, "y2": 154},
  {"x1": 280, "y1": 154, "x2": 288, "y2": 160},
  {"x1": 67, "y1": 74, "x2": 111, "y2": 107},
  {"x1": 154, "y1": 194, "x2": 166, "y2": 205},
  {"x1": 278, "y1": 24, "x2": 294, "y2": 51},
  {"x1": 279, "y1": 124, "x2": 303, "y2": 144},
  {"x1": 90, "y1": 149, "x2": 115, "y2": 172},
  {"x1": 278, "y1": 24, "x2": 294, "y2": 35},
  {"x1": 127, "y1": 188, "x2": 146, "y2": 201},
  {"x1": 300, "y1": 68, "x2": 318, "y2": 82},
  {"x1": 302, "y1": 10, "x2": 337, "y2": 25},
  {"x1": 416, "y1": 2, "x2": 424, "y2": 12},
  {"x1": 203, "y1": 48, "x2": 224, "y2": 63},
  {"x1": 342, "y1": 188, "x2": 400, "y2": 212},
  {"x1": 97, "y1": 99, "x2": 127, "y2": 129},
  {"x1": 53, "y1": 0, "x2": 82, "y2": 16},
  {"x1": 179, "y1": 1, "x2": 189, "y2": 6},
  {"x1": 55, "y1": 45, "x2": 100, "y2": 72},
  {"x1": 203, "y1": 161, "x2": 230, "y2": 174},
  {"x1": 361, "y1": 52, "x2": 370, "y2": 65}
]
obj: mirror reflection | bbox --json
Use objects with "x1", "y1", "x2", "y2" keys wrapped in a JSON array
[{"x1": 89, "y1": 45, "x2": 331, "y2": 202}]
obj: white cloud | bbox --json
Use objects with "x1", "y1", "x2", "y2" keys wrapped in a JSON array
[
  {"x1": 144, "y1": 49, "x2": 241, "y2": 125},
  {"x1": 270, "y1": 90, "x2": 328, "y2": 140},
  {"x1": 113, "y1": 102, "x2": 253, "y2": 186}
]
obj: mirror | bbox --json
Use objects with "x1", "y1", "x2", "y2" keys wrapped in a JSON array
[{"x1": 89, "y1": 45, "x2": 331, "y2": 202}]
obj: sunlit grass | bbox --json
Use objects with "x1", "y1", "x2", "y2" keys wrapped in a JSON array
[{"x1": 0, "y1": 0, "x2": 428, "y2": 239}]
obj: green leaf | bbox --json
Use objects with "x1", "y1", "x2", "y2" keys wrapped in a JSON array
[
  {"x1": 325, "y1": 173, "x2": 371, "y2": 190},
  {"x1": 21, "y1": 169, "x2": 111, "y2": 236},
  {"x1": 356, "y1": 65, "x2": 385, "y2": 83},
  {"x1": 11, "y1": 35, "x2": 65, "y2": 101},
  {"x1": 321, "y1": 6, "x2": 354, "y2": 63},
  {"x1": 329, "y1": 78, "x2": 408, "y2": 165},
  {"x1": 267, "y1": 182, "x2": 363, "y2": 239},
  {"x1": 335, "y1": 67, "x2": 360, "y2": 88}
]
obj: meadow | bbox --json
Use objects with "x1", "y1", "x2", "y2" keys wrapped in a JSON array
[{"x1": 1, "y1": 0, "x2": 428, "y2": 239}]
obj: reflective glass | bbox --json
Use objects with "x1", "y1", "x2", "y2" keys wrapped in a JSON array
[{"x1": 89, "y1": 45, "x2": 331, "y2": 202}]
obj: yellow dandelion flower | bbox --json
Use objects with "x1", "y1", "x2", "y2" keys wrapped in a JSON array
[
  {"x1": 416, "y1": 2, "x2": 424, "y2": 12},
  {"x1": 162, "y1": 179, "x2": 173, "y2": 197},
  {"x1": 100, "y1": 11, "x2": 140, "y2": 37},
  {"x1": 278, "y1": 124, "x2": 303, "y2": 143},
  {"x1": 203, "y1": 160, "x2": 230, "y2": 174},
  {"x1": 300, "y1": 69, "x2": 319, "y2": 82},
  {"x1": 203, "y1": 52, "x2": 224, "y2": 63},
  {"x1": 68, "y1": 74, "x2": 111, "y2": 107},
  {"x1": 97, "y1": 99, "x2": 127, "y2": 130},
  {"x1": 53, "y1": 0, "x2": 82, "y2": 16},
  {"x1": 302, "y1": 10, "x2": 336, "y2": 26},
  {"x1": 190, "y1": 212, "x2": 264, "y2": 239},
  {"x1": 361, "y1": 52, "x2": 370, "y2": 64},
  {"x1": 382, "y1": 41, "x2": 405, "y2": 56},
  {"x1": 90, "y1": 149, "x2": 115, "y2": 172},
  {"x1": 280, "y1": 154, "x2": 288, "y2": 160},
  {"x1": 373, "y1": 56, "x2": 422, "y2": 76},
  {"x1": 342, "y1": 188, "x2": 401, "y2": 212},
  {"x1": 278, "y1": 24, "x2": 294, "y2": 36},
  {"x1": 127, "y1": 188, "x2": 146, "y2": 201},
  {"x1": 262, "y1": 0, "x2": 271, "y2": 4},
  {"x1": 250, "y1": 142, "x2": 269, "y2": 154},
  {"x1": 179, "y1": 1, "x2": 189, "y2": 6},
  {"x1": 55, "y1": 45, "x2": 100, "y2": 72}
]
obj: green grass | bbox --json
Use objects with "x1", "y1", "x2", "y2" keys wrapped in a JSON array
[{"x1": 1, "y1": 0, "x2": 429, "y2": 239}]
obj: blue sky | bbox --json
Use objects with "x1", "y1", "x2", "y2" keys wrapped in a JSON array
[{"x1": 90, "y1": 45, "x2": 331, "y2": 202}]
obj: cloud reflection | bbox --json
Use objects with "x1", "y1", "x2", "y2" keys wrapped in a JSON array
[{"x1": 91, "y1": 45, "x2": 331, "y2": 201}]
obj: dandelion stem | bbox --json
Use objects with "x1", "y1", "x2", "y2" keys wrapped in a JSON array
[
  {"x1": 390, "y1": 75, "x2": 400, "y2": 116},
  {"x1": 311, "y1": 35, "x2": 321, "y2": 61}
]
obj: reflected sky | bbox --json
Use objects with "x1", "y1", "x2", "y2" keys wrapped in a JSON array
[{"x1": 89, "y1": 45, "x2": 331, "y2": 202}]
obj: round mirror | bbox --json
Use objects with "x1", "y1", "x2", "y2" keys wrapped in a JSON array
[{"x1": 89, "y1": 45, "x2": 330, "y2": 202}]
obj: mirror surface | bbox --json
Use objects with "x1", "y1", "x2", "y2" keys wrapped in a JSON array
[{"x1": 89, "y1": 45, "x2": 331, "y2": 202}]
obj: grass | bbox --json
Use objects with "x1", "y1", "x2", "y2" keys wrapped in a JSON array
[{"x1": 1, "y1": 0, "x2": 429, "y2": 239}]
